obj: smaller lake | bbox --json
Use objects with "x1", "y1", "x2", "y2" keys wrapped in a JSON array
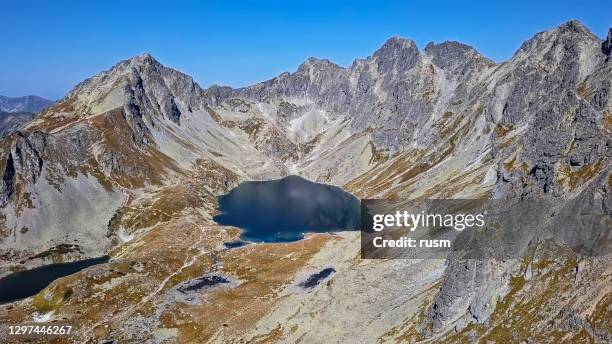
[
  {"x1": 299, "y1": 268, "x2": 336, "y2": 289},
  {"x1": 214, "y1": 175, "x2": 361, "y2": 242},
  {"x1": 0, "y1": 256, "x2": 109, "y2": 304}
]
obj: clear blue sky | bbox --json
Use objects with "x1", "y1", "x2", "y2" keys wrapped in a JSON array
[{"x1": 1, "y1": 0, "x2": 610, "y2": 100}]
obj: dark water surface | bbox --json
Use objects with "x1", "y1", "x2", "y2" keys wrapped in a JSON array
[
  {"x1": 0, "y1": 256, "x2": 109, "y2": 303},
  {"x1": 223, "y1": 241, "x2": 249, "y2": 249},
  {"x1": 178, "y1": 274, "x2": 230, "y2": 293},
  {"x1": 299, "y1": 268, "x2": 336, "y2": 289},
  {"x1": 214, "y1": 175, "x2": 361, "y2": 242}
]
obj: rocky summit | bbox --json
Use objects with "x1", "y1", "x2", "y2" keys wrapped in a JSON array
[{"x1": 0, "y1": 20, "x2": 610, "y2": 343}]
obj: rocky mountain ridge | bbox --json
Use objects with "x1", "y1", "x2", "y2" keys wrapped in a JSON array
[{"x1": 0, "y1": 20, "x2": 610, "y2": 343}]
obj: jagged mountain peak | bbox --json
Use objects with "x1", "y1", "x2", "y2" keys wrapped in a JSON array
[
  {"x1": 370, "y1": 36, "x2": 421, "y2": 73},
  {"x1": 557, "y1": 19, "x2": 592, "y2": 35},
  {"x1": 424, "y1": 40, "x2": 482, "y2": 59},
  {"x1": 513, "y1": 19, "x2": 602, "y2": 59},
  {"x1": 503, "y1": 19, "x2": 606, "y2": 86},
  {"x1": 67, "y1": 53, "x2": 161, "y2": 92},
  {"x1": 549, "y1": 19, "x2": 602, "y2": 45},
  {"x1": 373, "y1": 36, "x2": 418, "y2": 58},
  {"x1": 51, "y1": 52, "x2": 204, "y2": 123},
  {"x1": 68, "y1": 52, "x2": 183, "y2": 96},
  {"x1": 424, "y1": 40, "x2": 495, "y2": 75},
  {"x1": 294, "y1": 57, "x2": 345, "y2": 84},
  {"x1": 377, "y1": 36, "x2": 418, "y2": 52},
  {"x1": 297, "y1": 57, "x2": 343, "y2": 72},
  {"x1": 133, "y1": 52, "x2": 156, "y2": 61},
  {"x1": 110, "y1": 52, "x2": 163, "y2": 74}
]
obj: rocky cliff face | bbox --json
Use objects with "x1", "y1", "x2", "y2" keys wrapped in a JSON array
[
  {"x1": 0, "y1": 20, "x2": 610, "y2": 343},
  {"x1": 426, "y1": 21, "x2": 611, "y2": 339}
]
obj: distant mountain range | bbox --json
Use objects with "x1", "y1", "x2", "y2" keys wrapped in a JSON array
[
  {"x1": 0, "y1": 95, "x2": 53, "y2": 135},
  {"x1": 0, "y1": 111, "x2": 36, "y2": 135},
  {"x1": 0, "y1": 95, "x2": 53, "y2": 113}
]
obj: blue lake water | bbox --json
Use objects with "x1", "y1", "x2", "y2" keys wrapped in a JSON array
[
  {"x1": 223, "y1": 241, "x2": 249, "y2": 249},
  {"x1": 0, "y1": 256, "x2": 109, "y2": 304},
  {"x1": 178, "y1": 274, "x2": 230, "y2": 293},
  {"x1": 299, "y1": 268, "x2": 336, "y2": 289},
  {"x1": 214, "y1": 175, "x2": 361, "y2": 243}
]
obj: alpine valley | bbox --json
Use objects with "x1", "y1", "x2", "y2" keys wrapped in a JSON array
[{"x1": 0, "y1": 20, "x2": 610, "y2": 343}]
